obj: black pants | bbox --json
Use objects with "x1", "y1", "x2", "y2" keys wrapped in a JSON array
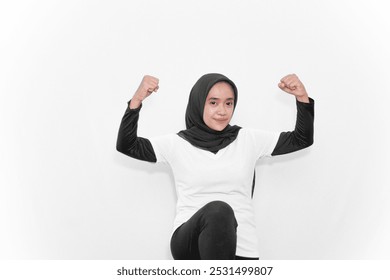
[{"x1": 170, "y1": 200, "x2": 259, "y2": 260}]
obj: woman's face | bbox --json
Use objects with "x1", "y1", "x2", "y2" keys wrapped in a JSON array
[{"x1": 203, "y1": 82, "x2": 235, "y2": 131}]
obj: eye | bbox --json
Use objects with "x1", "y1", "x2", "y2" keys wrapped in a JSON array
[
  {"x1": 226, "y1": 101, "x2": 233, "y2": 106},
  {"x1": 210, "y1": 101, "x2": 217, "y2": 105}
]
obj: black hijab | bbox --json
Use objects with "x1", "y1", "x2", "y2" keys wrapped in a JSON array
[{"x1": 177, "y1": 73, "x2": 242, "y2": 154}]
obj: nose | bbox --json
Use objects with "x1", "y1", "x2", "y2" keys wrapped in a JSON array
[{"x1": 217, "y1": 104, "x2": 227, "y2": 116}]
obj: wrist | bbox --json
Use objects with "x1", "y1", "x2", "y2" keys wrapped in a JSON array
[
  {"x1": 296, "y1": 94, "x2": 309, "y2": 103},
  {"x1": 129, "y1": 98, "x2": 142, "y2": 109}
]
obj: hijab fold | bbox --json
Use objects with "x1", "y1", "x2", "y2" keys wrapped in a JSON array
[{"x1": 177, "y1": 73, "x2": 241, "y2": 153}]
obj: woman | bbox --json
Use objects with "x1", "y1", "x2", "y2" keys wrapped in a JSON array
[{"x1": 116, "y1": 73, "x2": 314, "y2": 260}]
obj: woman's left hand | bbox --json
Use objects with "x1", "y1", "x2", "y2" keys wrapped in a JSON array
[{"x1": 278, "y1": 74, "x2": 309, "y2": 103}]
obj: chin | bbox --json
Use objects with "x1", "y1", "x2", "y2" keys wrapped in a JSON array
[
  {"x1": 205, "y1": 120, "x2": 229, "y2": 131},
  {"x1": 212, "y1": 124, "x2": 228, "y2": 131}
]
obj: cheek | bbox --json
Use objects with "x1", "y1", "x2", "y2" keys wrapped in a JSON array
[
  {"x1": 227, "y1": 108, "x2": 234, "y2": 119},
  {"x1": 203, "y1": 107, "x2": 214, "y2": 120}
]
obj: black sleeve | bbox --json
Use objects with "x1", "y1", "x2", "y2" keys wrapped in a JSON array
[
  {"x1": 116, "y1": 102, "x2": 157, "y2": 162},
  {"x1": 271, "y1": 98, "x2": 314, "y2": 156}
]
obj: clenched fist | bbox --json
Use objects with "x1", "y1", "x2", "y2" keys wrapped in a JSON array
[
  {"x1": 278, "y1": 74, "x2": 309, "y2": 103},
  {"x1": 130, "y1": 75, "x2": 160, "y2": 109}
]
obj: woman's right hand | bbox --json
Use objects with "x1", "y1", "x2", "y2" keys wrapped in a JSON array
[{"x1": 130, "y1": 75, "x2": 159, "y2": 109}]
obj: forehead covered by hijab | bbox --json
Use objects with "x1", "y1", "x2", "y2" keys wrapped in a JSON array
[{"x1": 185, "y1": 73, "x2": 238, "y2": 129}]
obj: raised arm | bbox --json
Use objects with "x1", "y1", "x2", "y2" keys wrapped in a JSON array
[
  {"x1": 116, "y1": 75, "x2": 159, "y2": 162},
  {"x1": 271, "y1": 74, "x2": 314, "y2": 156}
]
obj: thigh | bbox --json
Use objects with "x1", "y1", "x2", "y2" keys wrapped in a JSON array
[
  {"x1": 170, "y1": 217, "x2": 202, "y2": 260},
  {"x1": 170, "y1": 201, "x2": 237, "y2": 260}
]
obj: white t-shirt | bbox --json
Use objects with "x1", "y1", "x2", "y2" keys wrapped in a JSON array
[{"x1": 149, "y1": 128, "x2": 279, "y2": 258}]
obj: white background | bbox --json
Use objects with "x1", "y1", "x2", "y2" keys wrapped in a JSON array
[{"x1": 1, "y1": 0, "x2": 389, "y2": 260}]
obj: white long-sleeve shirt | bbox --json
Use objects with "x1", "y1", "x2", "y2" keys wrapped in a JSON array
[{"x1": 116, "y1": 98, "x2": 314, "y2": 258}]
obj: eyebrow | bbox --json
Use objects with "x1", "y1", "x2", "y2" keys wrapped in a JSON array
[{"x1": 208, "y1": 97, "x2": 235, "y2": 101}]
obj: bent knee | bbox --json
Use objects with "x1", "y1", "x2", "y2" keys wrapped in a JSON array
[
  {"x1": 202, "y1": 201, "x2": 236, "y2": 225},
  {"x1": 204, "y1": 200, "x2": 233, "y2": 213}
]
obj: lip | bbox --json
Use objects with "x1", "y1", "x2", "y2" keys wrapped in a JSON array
[{"x1": 214, "y1": 119, "x2": 228, "y2": 122}]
